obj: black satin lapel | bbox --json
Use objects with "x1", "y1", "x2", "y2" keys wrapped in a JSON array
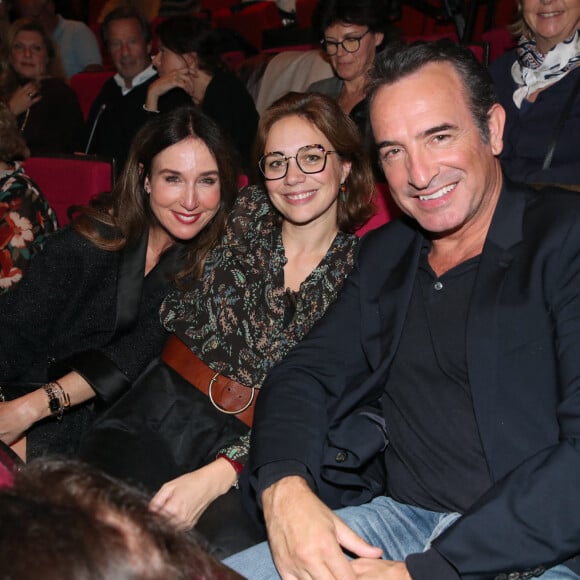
[{"x1": 115, "y1": 231, "x2": 147, "y2": 334}]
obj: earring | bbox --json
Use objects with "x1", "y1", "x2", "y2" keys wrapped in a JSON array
[{"x1": 339, "y1": 182, "x2": 347, "y2": 202}]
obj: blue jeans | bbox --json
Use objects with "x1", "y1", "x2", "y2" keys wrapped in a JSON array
[{"x1": 224, "y1": 496, "x2": 579, "y2": 579}]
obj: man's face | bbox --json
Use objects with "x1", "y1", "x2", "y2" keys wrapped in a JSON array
[
  {"x1": 107, "y1": 18, "x2": 150, "y2": 85},
  {"x1": 371, "y1": 61, "x2": 505, "y2": 240}
]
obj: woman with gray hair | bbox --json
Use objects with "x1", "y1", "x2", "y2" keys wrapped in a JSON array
[{"x1": 489, "y1": 0, "x2": 580, "y2": 186}]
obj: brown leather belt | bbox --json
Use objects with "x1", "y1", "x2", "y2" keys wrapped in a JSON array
[{"x1": 161, "y1": 335, "x2": 257, "y2": 428}]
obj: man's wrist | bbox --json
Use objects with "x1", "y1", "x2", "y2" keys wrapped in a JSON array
[{"x1": 262, "y1": 476, "x2": 311, "y2": 516}]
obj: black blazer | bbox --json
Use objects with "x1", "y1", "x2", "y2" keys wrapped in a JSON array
[{"x1": 248, "y1": 178, "x2": 580, "y2": 578}]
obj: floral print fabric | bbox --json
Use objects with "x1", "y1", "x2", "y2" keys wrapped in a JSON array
[
  {"x1": 162, "y1": 185, "x2": 359, "y2": 388},
  {"x1": 0, "y1": 165, "x2": 58, "y2": 293},
  {"x1": 161, "y1": 185, "x2": 359, "y2": 461}
]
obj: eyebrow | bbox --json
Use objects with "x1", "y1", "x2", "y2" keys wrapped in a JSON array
[
  {"x1": 157, "y1": 168, "x2": 219, "y2": 177},
  {"x1": 376, "y1": 123, "x2": 457, "y2": 149}
]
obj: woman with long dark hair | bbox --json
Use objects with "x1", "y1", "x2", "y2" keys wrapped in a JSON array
[
  {"x1": 0, "y1": 106, "x2": 239, "y2": 462},
  {"x1": 144, "y1": 14, "x2": 259, "y2": 169},
  {"x1": 81, "y1": 92, "x2": 376, "y2": 558}
]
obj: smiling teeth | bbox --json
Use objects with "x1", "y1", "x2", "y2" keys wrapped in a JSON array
[
  {"x1": 287, "y1": 191, "x2": 315, "y2": 201},
  {"x1": 177, "y1": 214, "x2": 198, "y2": 223},
  {"x1": 419, "y1": 184, "x2": 455, "y2": 201}
]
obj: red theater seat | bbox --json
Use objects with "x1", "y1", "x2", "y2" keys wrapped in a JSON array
[
  {"x1": 70, "y1": 71, "x2": 115, "y2": 120},
  {"x1": 23, "y1": 155, "x2": 114, "y2": 225}
]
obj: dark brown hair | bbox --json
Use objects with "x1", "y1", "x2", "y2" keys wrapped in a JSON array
[
  {"x1": 0, "y1": 458, "x2": 244, "y2": 580},
  {"x1": 101, "y1": 6, "x2": 152, "y2": 49},
  {"x1": 155, "y1": 15, "x2": 224, "y2": 76},
  {"x1": 255, "y1": 91, "x2": 375, "y2": 233},
  {"x1": 72, "y1": 105, "x2": 239, "y2": 286},
  {"x1": 312, "y1": 0, "x2": 398, "y2": 51}
]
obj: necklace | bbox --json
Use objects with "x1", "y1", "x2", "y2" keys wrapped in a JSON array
[{"x1": 19, "y1": 108, "x2": 30, "y2": 132}]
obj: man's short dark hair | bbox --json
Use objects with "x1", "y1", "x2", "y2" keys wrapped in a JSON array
[
  {"x1": 368, "y1": 39, "x2": 497, "y2": 143},
  {"x1": 101, "y1": 7, "x2": 152, "y2": 49}
]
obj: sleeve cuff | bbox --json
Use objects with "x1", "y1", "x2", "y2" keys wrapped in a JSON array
[
  {"x1": 406, "y1": 548, "x2": 460, "y2": 580},
  {"x1": 52, "y1": 350, "x2": 131, "y2": 405},
  {"x1": 254, "y1": 460, "x2": 316, "y2": 509}
]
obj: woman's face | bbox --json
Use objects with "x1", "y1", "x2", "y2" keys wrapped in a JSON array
[
  {"x1": 522, "y1": 0, "x2": 580, "y2": 52},
  {"x1": 323, "y1": 21, "x2": 383, "y2": 83},
  {"x1": 263, "y1": 115, "x2": 351, "y2": 230},
  {"x1": 145, "y1": 136, "x2": 221, "y2": 244},
  {"x1": 151, "y1": 44, "x2": 188, "y2": 77},
  {"x1": 10, "y1": 30, "x2": 48, "y2": 80}
]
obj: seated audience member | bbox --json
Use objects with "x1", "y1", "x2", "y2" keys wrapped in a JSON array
[
  {"x1": 489, "y1": 0, "x2": 580, "y2": 186},
  {"x1": 144, "y1": 15, "x2": 259, "y2": 171},
  {"x1": 225, "y1": 40, "x2": 580, "y2": 580},
  {"x1": 80, "y1": 92, "x2": 376, "y2": 559},
  {"x1": 0, "y1": 100, "x2": 58, "y2": 293},
  {"x1": 85, "y1": 7, "x2": 157, "y2": 174},
  {"x1": 0, "y1": 107, "x2": 238, "y2": 463},
  {"x1": 14, "y1": 0, "x2": 102, "y2": 78},
  {"x1": 308, "y1": 0, "x2": 397, "y2": 134},
  {"x1": 0, "y1": 18, "x2": 84, "y2": 155},
  {"x1": 0, "y1": 458, "x2": 244, "y2": 579}
]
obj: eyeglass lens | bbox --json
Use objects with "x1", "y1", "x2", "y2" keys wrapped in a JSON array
[
  {"x1": 260, "y1": 145, "x2": 329, "y2": 180},
  {"x1": 324, "y1": 37, "x2": 360, "y2": 55}
]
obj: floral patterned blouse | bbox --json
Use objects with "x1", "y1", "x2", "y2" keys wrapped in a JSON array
[
  {"x1": 0, "y1": 164, "x2": 58, "y2": 293},
  {"x1": 161, "y1": 185, "x2": 359, "y2": 462}
]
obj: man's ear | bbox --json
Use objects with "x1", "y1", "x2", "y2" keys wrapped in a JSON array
[{"x1": 487, "y1": 103, "x2": 505, "y2": 156}]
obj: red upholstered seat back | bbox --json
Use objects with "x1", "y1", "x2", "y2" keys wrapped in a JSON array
[
  {"x1": 355, "y1": 182, "x2": 401, "y2": 237},
  {"x1": 23, "y1": 155, "x2": 114, "y2": 225},
  {"x1": 69, "y1": 71, "x2": 115, "y2": 120}
]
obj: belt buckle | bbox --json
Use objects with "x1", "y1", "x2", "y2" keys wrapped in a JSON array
[{"x1": 208, "y1": 372, "x2": 255, "y2": 415}]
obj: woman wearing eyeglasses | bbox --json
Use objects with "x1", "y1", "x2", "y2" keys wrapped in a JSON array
[
  {"x1": 308, "y1": 0, "x2": 397, "y2": 130},
  {"x1": 80, "y1": 92, "x2": 376, "y2": 558}
]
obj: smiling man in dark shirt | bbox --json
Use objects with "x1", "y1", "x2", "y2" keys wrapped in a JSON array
[{"x1": 225, "y1": 40, "x2": 580, "y2": 580}]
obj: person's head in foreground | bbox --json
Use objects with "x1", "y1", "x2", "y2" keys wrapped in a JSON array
[{"x1": 0, "y1": 458, "x2": 244, "y2": 580}]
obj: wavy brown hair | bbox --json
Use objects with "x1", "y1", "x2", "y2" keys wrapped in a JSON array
[
  {"x1": 509, "y1": 1, "x2": 530, "y2": 39},
  {"x1": 254, "y1": 91, "x2": 375, "y2": 233},
  {"x1": 72, "y1": 106, "x2": 239, "y2": 286}
]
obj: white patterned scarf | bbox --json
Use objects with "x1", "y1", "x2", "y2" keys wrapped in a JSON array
[{"x1": 511, "y1": 29, "x2": 580, "y2": 108}]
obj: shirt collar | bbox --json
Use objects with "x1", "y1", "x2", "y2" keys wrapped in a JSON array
[{"x1": 114, "y1": 64, "x2": 156, "y2": 95}]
